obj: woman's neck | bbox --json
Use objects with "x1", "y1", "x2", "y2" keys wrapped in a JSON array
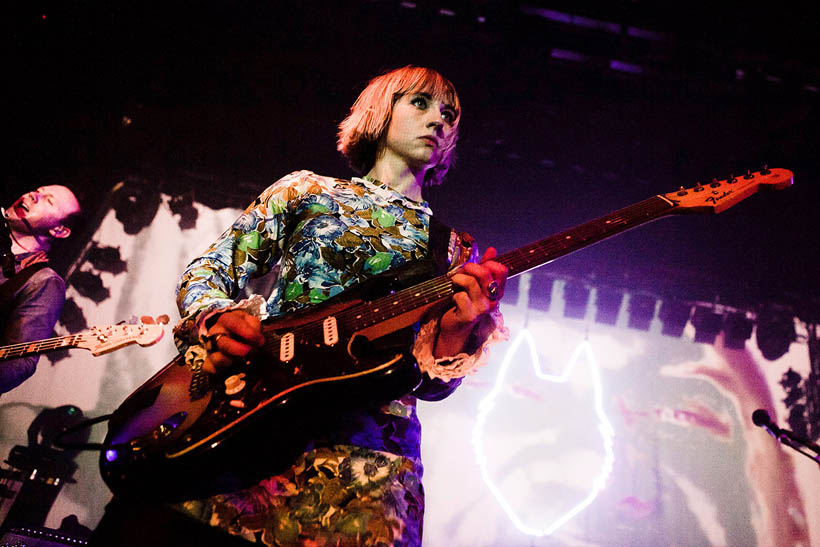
[{"x1": 366, "y1": 154, "x2": 425, "y2": 202}]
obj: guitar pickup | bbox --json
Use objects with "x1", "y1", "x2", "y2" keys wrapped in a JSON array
[
  {"x1": 323, "y1": 316, "x2": 339, "y2": 346},
  {"x1": 280, "y1": 332, "x2": 294, "y2": 362}
]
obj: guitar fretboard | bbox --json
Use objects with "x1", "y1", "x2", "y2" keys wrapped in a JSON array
[
  {"x1": 360, "y1": 195, "x2": 676, "y2": 323},
  {"x1": 262, "y1": 195, "x2": 676, "y2": 345},
  {"x1": 498, "y1": 195, "x2": 674, "y2": 277},
  {"x1": 0, "y1": 335, "x2": 83, "y2": 360}
]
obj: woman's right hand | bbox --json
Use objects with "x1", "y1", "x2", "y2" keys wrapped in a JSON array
[{"x1": 201, "y1": 310, "x2": 266, "y2": 374}]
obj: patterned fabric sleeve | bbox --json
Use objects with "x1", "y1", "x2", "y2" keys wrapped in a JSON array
[{"x1": 173, "y1": 171, "x2": 311, "y2": 349}]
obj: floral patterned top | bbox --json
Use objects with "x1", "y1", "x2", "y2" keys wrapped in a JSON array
[{"x1": 171, "y1": 171, "x2": 505, "y2": 545}]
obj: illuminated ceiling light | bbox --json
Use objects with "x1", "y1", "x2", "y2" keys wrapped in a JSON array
[
  {"x1": 472, "y1": 330, "x2": 615, "y2": 537},
  {"x1": 527, "y1": 275, "x2": 553, "y2": 312},
  {"x1": 520, "y1": 7, "x2": 571, "y2": 24},
  {"x1": 610, "y1": 60, "x2": 643, "y2": 74},
  {"x1": 659, "y1": 301, "x2": 691, "y2": 337},
  {"x1": 626, "y1": 26, "x2": 670, "y2": 41},
  {"x1": 691, "y1": 306, "x2": 723, "y2": 344},
  {"x1": 627, "y1": 294, "x2": 656, "y2": 331},
  {"x1": 594, "y1": 288, "x2": 623, "y2": 325},
  {"x1": 723, "y1": 312, "x2": 754, "y2": 349},
  {"x1": 755, "y1": 310, "x2": 796, "y2": 361},
  {"x1": 551, "y1": 49, "x2": 589, "y2": 62},
  {"x1": 572, "y1": 15, "x2": 620, "y2": 34},
  {"x1": 563, "y1": 282, "x2": 590, "y2": 319}
]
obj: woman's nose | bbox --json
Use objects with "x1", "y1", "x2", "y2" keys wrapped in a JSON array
[{"x1": 427, "y1": 113, "x2": 445, "y2": 129}]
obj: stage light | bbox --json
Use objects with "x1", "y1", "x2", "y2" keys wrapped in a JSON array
[
  {"x1": 658, "y1": 300, "x2": 691, "y2": 337},
  {"x1": 627, "y1": 294, "x2": 655, "y2": 331},
  {"x1": 472, "y1": 330, "x2": 614, "y2": 537},
  {"x1": 594, "y1": 289, "x2": 623, "y2": 325},
  {"x1": 755, "y1": 310, "x2": 796, "y2": 361},
  {"x1": 692, "y1": 306, "x2": 723, "y2": 344},
  {"x1": 527, "y1": 275, "x2": 553, "y2": 312},
  {"x1": 563, "y1": 282, "x2": 590, "y2": 319},
  {"x1": 723, "y1": 312, "x2": 754, "y2": 349}
]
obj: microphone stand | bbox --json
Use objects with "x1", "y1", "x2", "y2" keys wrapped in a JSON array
[
  {"x1": 775, "y1": 431, "x2": 820, "y2": 466},
  {"x1": 753, "y1": 409, "x2": 820, "y2": 466}
]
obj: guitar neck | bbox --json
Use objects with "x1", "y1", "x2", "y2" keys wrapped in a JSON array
[
  {"x1": 497, "y1": 194, "x2": 675, "y2": 277},
  {"x1": 341, "y1": 195, "x2": 676, "y2": 334},
  {"x1": 0, "y1": 335, "x2": 83, "y2": 361}
]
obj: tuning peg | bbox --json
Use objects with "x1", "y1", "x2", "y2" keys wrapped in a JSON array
[
  {"x1": 743, "y1": 169, "x2": 754, "y2": 179},
  {"x1": 693, "y1": 181, "x2": 705, "y2": 192},
  {"x1": 727, "y1": 173, "x2": 737, "y2": 184},
  {"x1": 760, "y1": 164, "x2": 770, "y2": 175},
  {"x1": 677, "y1": 186, "x2": 687, "y2": 196},
  {"x1": 710, "y1": 178, "x2": 720, "y2": 188}
]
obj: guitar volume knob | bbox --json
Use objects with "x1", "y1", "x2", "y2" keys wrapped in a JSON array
[{"x1": 224, "y1": 373, "x2": 246, "y2": 395}]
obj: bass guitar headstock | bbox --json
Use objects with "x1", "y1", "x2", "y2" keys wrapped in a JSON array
[{"x1": 77, "y1": 315, "x2": 168, "y2": 356}]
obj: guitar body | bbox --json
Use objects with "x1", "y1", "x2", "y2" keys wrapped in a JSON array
[{"x1": 100, "y1": 290, "x2": 425, "y2": 499}]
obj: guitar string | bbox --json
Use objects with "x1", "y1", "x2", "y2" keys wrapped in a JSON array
[
  {"x1": 0, "y1": 334, "x2": 86, "y2": 357},
  {"x1": 259, "y1": 197, "x2": 672, "y2": 353},
  {"x1": 0, "y1": 325, "x2": 154, "y2": 357}
]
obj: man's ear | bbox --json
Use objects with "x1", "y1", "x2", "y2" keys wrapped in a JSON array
[{"x1": 49, "y1": 225, "x2": 71, "y2": 239}]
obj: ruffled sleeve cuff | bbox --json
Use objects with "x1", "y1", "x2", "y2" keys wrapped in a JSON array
[{"x1": 412, "y1": 308, "x2": 509, "y2": 382}]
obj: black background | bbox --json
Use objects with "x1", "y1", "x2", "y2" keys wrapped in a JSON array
[{"x1": 7, "y1": 1, "x2": 820, "y2": 319}]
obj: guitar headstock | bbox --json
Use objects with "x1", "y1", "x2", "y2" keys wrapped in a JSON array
[
  {"x1": 664, "y1": 167, "x2": 793, "y2": 214},
  {"x1": 76, "y1": 317, "x2": 166, "y2": 356}
]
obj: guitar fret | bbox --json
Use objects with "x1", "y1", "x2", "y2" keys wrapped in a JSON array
[{"x1": 279, "y1": 195, "x2": 677, "y2": 341}]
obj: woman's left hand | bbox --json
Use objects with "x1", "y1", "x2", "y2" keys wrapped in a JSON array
[{"x1": 435, "y1": 247, "x2": 507, "y2": 358}]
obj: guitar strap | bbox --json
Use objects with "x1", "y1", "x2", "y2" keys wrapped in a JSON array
[{"x1": 427, "y1": 213, "x2": 453, "y2": 276}]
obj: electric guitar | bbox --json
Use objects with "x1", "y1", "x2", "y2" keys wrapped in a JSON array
[
  {"x1": 0, "y1": 317, "x2": 166, "y2": 361},
  {"x1": 99, "y1": 168, "x2": 793, "y2": 498}
]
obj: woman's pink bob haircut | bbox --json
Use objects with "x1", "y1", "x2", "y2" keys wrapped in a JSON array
[{"x1": 337, "y1": 66, "x2": 461, "y2": 186}]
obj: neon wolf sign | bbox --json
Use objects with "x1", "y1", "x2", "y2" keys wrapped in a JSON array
[{"x1": 472, "y1": 329, "x2": 615, "y2": 536}]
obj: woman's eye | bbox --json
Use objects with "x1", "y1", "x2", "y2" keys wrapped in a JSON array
[
  {"x1": 442, "y1": 110, "x2": 456, "y2": 123},
  {"x1": 411, "y1": 96, "x2": 427, "y2": 109}
]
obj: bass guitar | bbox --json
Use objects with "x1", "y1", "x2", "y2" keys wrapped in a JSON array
[
  {"x1": 1, "y1": 317, "x2": 166, "y2": 361},
  {"x1": 99, "y1": 168, "x2": 793, "y2": 498}
]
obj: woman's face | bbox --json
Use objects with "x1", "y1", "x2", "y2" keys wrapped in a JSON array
[{"x1": 381, "y1": 91, "x2": 458, "y2": 171}]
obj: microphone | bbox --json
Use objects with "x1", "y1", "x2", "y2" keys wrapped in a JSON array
[{"x1": 752, "y1": 409, "x2": 783, "y2": 441}]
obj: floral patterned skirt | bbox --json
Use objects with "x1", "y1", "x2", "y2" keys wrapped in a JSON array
[{"x1": 172, "y1": 445, "x2": 425, "y2": 546}]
